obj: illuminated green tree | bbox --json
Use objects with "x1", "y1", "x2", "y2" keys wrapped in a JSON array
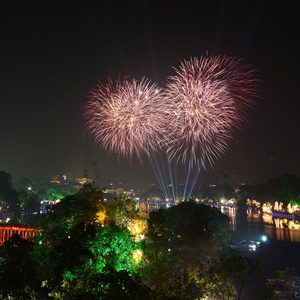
[
  {"x1": 43, "y1": 225, "x2": 147, "y2": 300},
  {"x1": 31, "y1": 186, "x2": 149, "y2": 299},
  {"x1": 85, "y1": 226, "x2": 142, "y2": 274}
]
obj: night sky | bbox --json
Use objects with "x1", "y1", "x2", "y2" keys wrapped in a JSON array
[{"x1": 1, "y1": 1, "x2": 300, "y2": 187}]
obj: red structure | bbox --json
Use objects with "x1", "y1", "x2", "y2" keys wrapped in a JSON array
[{"x1": 0, "y1": 225, "x2": 40, "y2": 245}]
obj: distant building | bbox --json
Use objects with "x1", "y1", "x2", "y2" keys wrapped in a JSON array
[
  {"x1": 49, "y1": 173, "x2": 74, "y2": 185},
  {"x1": 75, "y1": 177, "x2": 94, "y2": 185}
]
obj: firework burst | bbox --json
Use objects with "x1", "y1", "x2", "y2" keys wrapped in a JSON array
[
  {"x1": 165, "y1": 56, "x2": 256, "y2": 169},
  {"x1": 85, "y1": 78, "x2": 167, "y2": 160}
]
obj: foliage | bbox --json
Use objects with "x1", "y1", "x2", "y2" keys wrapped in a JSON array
[
  {"x1": 0, "y1": 171, "x2": 20, "y2": 221},
  {"x1": 201, "y1": 250, "x2": 258, "y2": 300},
  {"x1": 41, "y1": 223, "x2": 146, "y2": 300},
  {"x1": 37, "y1": 183, "x2": 81, "y2": 201},
  {"x1": 254, "y1": 174, "x2": 300, "y2": 205},
  {"x1": 236, "y1": 174, "x2": 300, "y2": 206},
  {"x1": 141, "y1": 248, "x2": 202, "y2": 300},
  {"x1": 148, "y1": 202, "x2": 230, "y2": 252},
  {"x1": 51, "y1": 267, "x2": 151, "y2": 300},
  {"x1": 85, "y1": 226, "x2": 142, "y2": 274},
  {"x1": 0, "y1": 235, "x2": 45, "y2": 299},
  {"x1": 144, "y1": 202, "x2": 231, "y2": 299},
  {"x1": 29, "y1": 186, "x2": 147, "y2": 299},
  {"x1": 266, "y1": 268, "x2": 295, "y2": 300},
  {"x1": 110, "y1": 196, "x2": 137, "y2": 228},
  {"x1": 237, "y1": 184, "x2": 255, "y2": 204},
  {"x1": 289, "y1": 198, "x2": 300, "y2": 208},
  {"x1": 17, "y1": 184, "x2": 41, "y2": 225},
  {"x1": 18, "y1": 190, "x2": 40, "y2": 213},
  {"x1": 0, "y1": 182, "x2": 260, "y2": 300},
  {"x1": 41, "y1": 184, "x2": 104, "y2": 239}
]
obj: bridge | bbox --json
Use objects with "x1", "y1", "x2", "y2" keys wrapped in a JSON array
[{"x1": 0, "y1": 225, "x2": 40, "y2": 245}]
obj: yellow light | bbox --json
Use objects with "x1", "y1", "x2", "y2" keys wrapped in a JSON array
[
  {"x1": 95, "y1": 210, "x2": 107, "y2": 225},
  {"x1": 132, "y1": 249, "x2": 143, "y2": 265},
  {"x1": 128, "y1": 219, "x2": 147, "y2": 239},
  {"x1": 262, "y1": 202, "x2": 273, "y2": 214},
  {"x1": 128, "y1": 219, "x2": 147, "y2": 240}
]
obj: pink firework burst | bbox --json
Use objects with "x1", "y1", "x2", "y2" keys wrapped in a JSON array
[
  {"x1": 85, "y1": 78, "x2": 168, "y2": 160},
  {"x1": 165, "y1": 55, "x2": 256, "y2": 169}
]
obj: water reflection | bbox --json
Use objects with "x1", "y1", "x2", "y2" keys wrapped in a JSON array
[
  {"x1": 220, "y1": 206, "x2": 236, "y2": 231},
  {"x1": 221, "y1": 206, "x2": 300, "y2": 243}
]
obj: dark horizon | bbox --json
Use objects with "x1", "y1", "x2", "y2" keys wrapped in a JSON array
[{"x1": 1, "y1": 1, "x2": 300, "y2": 186}]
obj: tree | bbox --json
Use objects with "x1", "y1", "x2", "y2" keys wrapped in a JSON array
[
  {"x1": 0, "y1": 234, "x2": 45, "y2": 299},
  {"x1": 148, "y1": 202, "x2": 230, "y2": 254},
  {"x1": 41, "y1": 184, "x2": 104, "y2": 239},
  {"x1": 266, "y1": 268, "x2": 295, "y2": 300},
  {"x1": 237, "y1": 184, "x2": 255, "y2": 204},
  {"x1": 255, "y1": 174, "x2": 299, "y2": 205},
  {"x1": 110, "y1": 197, "x2": 137, "y2": 229},
  {"x1": 16, "y1": 183, "x2": 40, "y2": 225},
  {"x1": 51, "y1": 267, "x2": 151, "y2": 300},
  {"x1": 0, "y1": 171, "x2": 20, "y2": 222},
  {"x1": 144, "y1": 202, "x2": 231, "y2": 299},
  {"x1": 31, "y1": 186, "x2": 149, "y2": 299},
  {"x1": 141, "y1": 249, "x2": 202, "y2": 300},
  {"x1": 85, "y1": 226, "x2": 143, "y2": 274},
  {"x1": 202, "y1": 250, "x2": 258, "y2": 300},
  {"x1": 34, "y1": 220, "x2": 147, "y2": 299}
]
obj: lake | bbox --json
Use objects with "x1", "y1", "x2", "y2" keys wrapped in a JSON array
[
  {"x1": 221, "y1": 206, "x2": 300, "y2": 243},
  {"x1": 221, "y1": 206, "x2": 300, "y2": 299}
]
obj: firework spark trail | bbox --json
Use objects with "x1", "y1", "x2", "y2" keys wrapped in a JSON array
[
  {"x1": 165, "y1": 56, "x2": 256, "y2": 170},
  {"x1": 85, "y1": 78, "x2": 168, "y2": 161},
  {"x1": 165, "y1": 80, "x2": 234, "y2": 170},
  {"x1": 85, "y1": 76, "x2": 173, "y2": 200}
]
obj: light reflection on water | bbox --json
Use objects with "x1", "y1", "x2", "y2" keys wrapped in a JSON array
[
  {"x1": 220, "y1": 206, "x2": 300, "y2": 243},
  {"x1": 220, "y1": 206, "x2": 237, "y2": 231}
]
